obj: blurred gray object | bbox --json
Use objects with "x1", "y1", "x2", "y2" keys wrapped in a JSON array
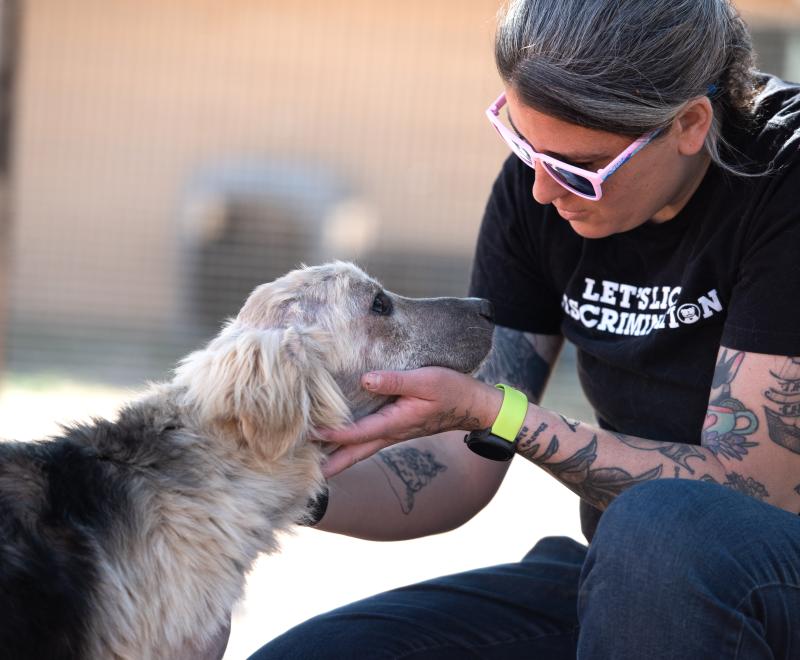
[
  {"x1": 0, "y1": 0, "x2": 19, "y2": 374},
  {"x1": 176, "y1": 160, "x2": 377, "y2": 340}
]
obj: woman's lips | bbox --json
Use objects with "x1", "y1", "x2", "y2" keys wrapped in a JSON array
[{"x1": 555, "y1": 206, "x2": 587, "y2": 221}]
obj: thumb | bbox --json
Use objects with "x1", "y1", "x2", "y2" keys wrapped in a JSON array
[{"x1": 362, "y1": 370, "x2": 407, "y2": 395}]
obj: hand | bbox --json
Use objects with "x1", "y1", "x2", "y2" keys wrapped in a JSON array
[{"x1": 320, "y1": 367, "x2": 502, "y2": 477}]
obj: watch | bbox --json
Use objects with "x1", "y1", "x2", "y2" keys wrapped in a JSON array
[{"x1": 464, "y1": 384, "x2": 528, "y2": 461}]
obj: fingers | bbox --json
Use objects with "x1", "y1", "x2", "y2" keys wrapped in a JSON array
[
  {"x1": 318, "y1": 367, "x2": 469, "y2": 447},
  {"x1": 320, "y1": 405, "x2": 405, "y2": 445},
  {"x1": 322, "y1": 438, "x2": 390, "y2": 478}
]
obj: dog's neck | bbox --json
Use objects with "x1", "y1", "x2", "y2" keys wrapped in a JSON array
[
  {"x1": 86, "y1": 384, "x2": 326, "y2": 658},
  {"x1": 331, "y1": 370, "x2": 394, "y2": 420}
]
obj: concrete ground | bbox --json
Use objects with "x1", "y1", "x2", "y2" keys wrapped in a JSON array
[{"x1": 0, "y1": 353, "x2": 590, "y2": 659}]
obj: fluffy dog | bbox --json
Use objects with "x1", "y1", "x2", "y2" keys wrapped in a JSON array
[{"x1": 0, "y1": 262, "x2": 494, "y2": 660}]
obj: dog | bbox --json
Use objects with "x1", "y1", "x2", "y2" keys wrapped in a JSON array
[{"x1": 0, "y1": 262, "x2": 494, "y2": 660}]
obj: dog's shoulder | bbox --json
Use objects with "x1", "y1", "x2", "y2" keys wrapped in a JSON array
[
  {"x1": 0, "y1": 385, "x2": 184, "y2": 530},
  {"x1": 0, "y1": 432, "x2": 130, "y2": 660},
  {"x1": 0, "y1": 426, "x2": 132, "y2": 530}
]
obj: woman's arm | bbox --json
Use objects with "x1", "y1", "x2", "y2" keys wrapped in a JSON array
[
  {"x1": 317, "y1": 431, "x2": 507, "y2": 541},
  {"x1": 315, "y1": 328, "x2": 564, "y2": 541},
  {"x1": 327, "y1": 345, "x2": 800, "y2": 516},
  {"x1": 514, "y1": 346, "x2": 800, "y2": 512}
]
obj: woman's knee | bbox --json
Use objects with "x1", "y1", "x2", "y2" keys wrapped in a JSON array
[
  {"x1": 579, "y1": 480, "x2": 800, "y2": 658},
  {"x1": 248, "y1": 608, "x2": 399, "y2": 660},
  {"x1": 594, "y1": 479, "x2": 731, "y2": 552},
  {"x1": 583, "y1": 479, "x2": 738, "y2": 588},
  {"x1": 577, "y1": 481, "x2": 724, "y2": 637}
]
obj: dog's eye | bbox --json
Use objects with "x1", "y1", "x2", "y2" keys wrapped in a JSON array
[{"x1": 370, "y1": 292, "x2": 393, "y2": 316}]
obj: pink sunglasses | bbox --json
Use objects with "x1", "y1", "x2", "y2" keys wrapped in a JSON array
[{"x1": 486, "y1": 93, "x2": 661, "y2": 201}]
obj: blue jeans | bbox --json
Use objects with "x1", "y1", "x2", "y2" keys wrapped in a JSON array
[{"x1": 249, "y1": 480, "x2": 800, "y2": 659}]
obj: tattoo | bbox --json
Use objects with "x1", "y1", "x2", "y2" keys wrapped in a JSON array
[
  {"x1": 700, "y1": 472, "x2": 770, "y2": 501},
  {"x1": 703, "y1": 430, "x2": 759, "y2": 461},
  {"x1": 476, "y1": 327, "x2": 556, "y2": 403},
  {"x1": 612, "y1": 433, "x2": 706, "y2": 474},
  {"x1": 559, "y1": 415, "x2": 580, "y2": 432},
  {"x1": 378, "y1": 448, "x2": 447, "y2": 514},
  {"x1": 764, "y1": 358, "x2": 800, "y2": 454},
  {"x1": 517, "y1": 431, "x2": 558, "y2": 462},
  {"x1": 764, "y1": 408, "x2": 800, "y2": 453},
  {"x1": 710, "y1": 349, "x2": 745, "y2": 403},
  {"x1": 766, "y1": 359, "x2": 800, "y2": 414},
  {"x1": 534, "y1": 435, "x2": 663, "y2": 509},
  {"x1": 795, "y1": 484, "x2": 800, "y2": 497},
  {"x1": 674, "y1": 467, "x2": 681, "y2": 478},
  {"x1": 703, "y1": 350, "x2": 759, "y2": 460},
  {"x1": 423, "y1": 408, "x2": 481, "y2": 436},
  {"x1": 723, "y1": 472, "x2": 770, "y2": 501},
  {"x1": 516, "y1": 422, "x2": 548, "y2": 456}
]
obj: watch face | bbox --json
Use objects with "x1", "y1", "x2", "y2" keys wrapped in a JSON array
[{"x1": 465, "y1": 430, "x2": 515, "y2": 461}]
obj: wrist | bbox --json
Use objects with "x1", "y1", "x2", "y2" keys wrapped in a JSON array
[
  {"x1": 477, "y1": 382, "x2": 505, "y2": 430},
  {"x1": 465, "y1": 384, "x2": 529, "y2": 462}
]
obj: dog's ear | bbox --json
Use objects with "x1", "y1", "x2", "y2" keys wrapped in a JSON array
[{"x1": 175, "y1": 324, "x2": 349, "y2": 462}]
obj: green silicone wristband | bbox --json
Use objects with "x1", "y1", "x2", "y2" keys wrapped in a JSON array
[{"x1": 490, "y1": 384, "x2": 528, "y2": 443}]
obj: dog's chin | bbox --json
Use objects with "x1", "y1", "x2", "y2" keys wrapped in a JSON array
[
  {"x1": 471, "y1": 350, "x2": 493, "y2": 375},
  {"x1": 422, "y1": 355, "x2": 489, "y2": 376}
]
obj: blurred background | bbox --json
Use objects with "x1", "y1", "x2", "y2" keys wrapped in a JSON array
[{"x1": 0, "y1": 1, "x2": 797, "y2": 657}]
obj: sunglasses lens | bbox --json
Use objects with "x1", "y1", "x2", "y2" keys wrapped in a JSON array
[{"x1": 543, "y1": 162, "x2": 598, "y2": 198}]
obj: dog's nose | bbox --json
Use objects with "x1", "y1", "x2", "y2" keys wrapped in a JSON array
[{"x1": 478, "y1": 299, "x2": 494, "y2": 323}]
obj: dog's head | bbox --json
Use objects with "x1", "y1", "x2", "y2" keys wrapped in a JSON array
[
  {"x1": 173, "y1": 323, "x2": 347, "y2": 464},
  {"x1": 174, "y1": 262, "x2": 493, "y2": 463}
]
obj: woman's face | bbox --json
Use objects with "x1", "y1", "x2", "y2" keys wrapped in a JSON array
[{"x1": 504, "y1": 87, "x2": 710, "y2": 239}]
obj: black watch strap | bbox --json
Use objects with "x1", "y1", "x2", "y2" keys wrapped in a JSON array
[{"x1": 464, "y1": 427, "x2": 517, "y2": 461}]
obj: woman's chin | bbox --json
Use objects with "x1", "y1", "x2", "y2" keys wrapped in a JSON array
[
  {"x1": 561, "y1": 213, "x2": 638, "y2": 239},
  {"x1": 564, "y1": 218, "x2": 612, "y2": 239}
]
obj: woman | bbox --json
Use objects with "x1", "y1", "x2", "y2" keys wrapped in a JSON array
[{"x1": 251, "y1": 0, "x2": 800, "y2": 657}]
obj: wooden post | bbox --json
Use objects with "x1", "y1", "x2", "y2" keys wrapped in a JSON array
[{"x1": 0, "y1": 0, "x2": 19, "y2": 374}]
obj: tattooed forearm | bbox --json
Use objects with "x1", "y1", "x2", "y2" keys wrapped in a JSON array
[
  {"x1": 422, "y1": 408, "x2": 481, "y2": 436},
  {"x1": 516, "y1": 422, "x2": 548, "y2": 457},
  {"x1": 530, "y1": 435, "x2": 663, "y2": 509},
  {"x1": 506, "y1": 344, "x2": 780, "y2": 510},
  {"x1": 476, "y1": 327, "x2": 560, "y2": 403},
  {"x1": 377, "y1": 447, "x2": 447, "y2": 514},
  {"x1": 518, "y1": 431, "x2": 558, "y2": 462},
  {"x1": 612, "y1": 433, "x2": 707, "y2": 474},
  {"x1": 764, "y1": 357, "x2": 800, "y2": 455}
]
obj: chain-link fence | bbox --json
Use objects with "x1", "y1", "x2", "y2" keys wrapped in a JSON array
[{"x1": 1, "y1": 1, "x2": 798, "y2": 388}]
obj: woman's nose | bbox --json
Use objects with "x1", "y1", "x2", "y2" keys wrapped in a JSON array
[{"x1": 531, "y1": 162, "x2": 570, "y2": 205}]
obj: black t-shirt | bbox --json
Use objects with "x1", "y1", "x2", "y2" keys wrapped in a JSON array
[{"x1": 469, "y1": 75, "x2": 800, "y2": 541}]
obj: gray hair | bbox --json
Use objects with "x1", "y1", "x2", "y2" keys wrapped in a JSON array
[{"x1": 495, "y1": 0, "x2": 762, "y2": 175}]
